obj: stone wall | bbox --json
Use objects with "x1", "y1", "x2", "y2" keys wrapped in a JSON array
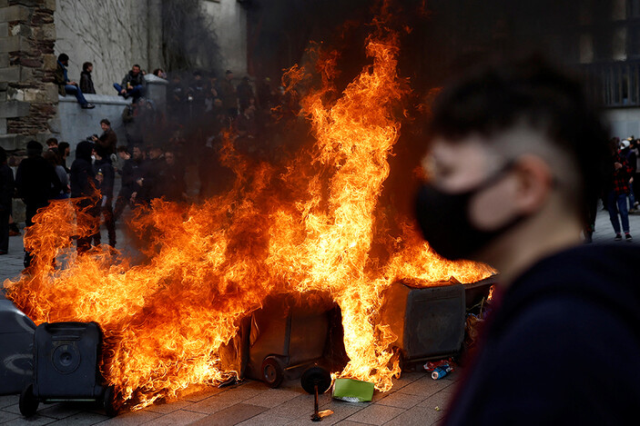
[
  {"x1": 0, "y1": 0, "x2": 59, "y2": 151},
  {"x1": 54, "y1": 0, "x2": 158, "y2": 95}
]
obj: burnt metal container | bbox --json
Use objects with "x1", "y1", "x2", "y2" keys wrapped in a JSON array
[
  {"x1": 20, "y1": 322, "x2": 115, "y2": 417},
  {"x1": 380, "y1": 282, "x2": 466, "y2": 362},
  {"x1": 33, "y1": 322, "x2": 103, "y2": 399},
  {"x1": 245, "y1": 294, "x2": 333, "y2": 388},
  {"x1": 0, "y1": 299, "x2": 36, "y2": 395}
]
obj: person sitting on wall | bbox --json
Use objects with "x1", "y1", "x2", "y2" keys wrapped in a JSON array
[
  {"x1": 54, "y1": 53, "x2": 95, "y2": 109},
  {"x1": 114, "y1": 64, "x2": 146, "y2": 101},
  {"x1": 80, "y1": 61, "x2": 96, "y2": 94}
]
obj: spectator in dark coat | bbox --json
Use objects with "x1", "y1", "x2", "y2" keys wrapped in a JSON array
[
  {"x1": 237, "y1": 76, "x2": 255, "y2": 113},
  {"x1": 415, "y1": 57, "x2": 640, "y2": 426},
  {"x1": 160, "y1": 149, "x2": 186, "y2": 203},
  {"x1": 93, "y1": 145, "x2": 116, "y2": 247},
  {"x1": 91, "y1": 118, "x2": 118, "y2": 157},
  {"x1": 0, "y1": 147, "x2": 14, "y2": 255},
  {"x1": 114, "y1": 145, "x2": 144, "y2": 220},
  {"x1": 220, "y1": 70, "x2": 237, "y2": 118},
  {"x1": 133, "y1": 145, "x2": 163, "y2": 205},
  {"x1": 70, "y1": 141, "x2": 99, "y2": 254},
  {"x1": 80, "y1": 62, "x2": 96, "y2": 94},
  {"x1": 15, "y1": 140, "x2": 62, "y2": 266}
]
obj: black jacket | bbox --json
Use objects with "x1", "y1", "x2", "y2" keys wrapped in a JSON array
[
  {"x1": 94, "y1": 158, "x2": 114, "y2": 199},
  {"x1": 80, "y1": 71, "x2": 96, "y2": 94},
  {"x1": 0, "y1": 163, "x2": 14, "y2": 213},
  {"x1": 444, "y1": 244, "x2": 640, "y2": 426},
  {"x1": 16, "y1": 156, "x2": 61, "y2": 207},
  {"x1": 70, "y1": 141, "x2": 96, "y2": 198},
  {"x1": 121, "y1": 70, "x2": 146, "y2": 89}
]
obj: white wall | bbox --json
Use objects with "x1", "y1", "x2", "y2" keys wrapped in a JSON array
[
  {"x1": 606, "y1": 108, "x2": 640, "y2": 139},
  {"x1": 202, "y1": 0, "x2": 248, "y2": 75},
  {"x1": 54, "y1": 0, "x2": 151, "y2": 95},
  {"x1": 55, "y1": 94, "x2": 130, "y2": 155}
]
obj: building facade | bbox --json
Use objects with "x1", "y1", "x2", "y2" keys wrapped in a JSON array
[{"x1": 0, "y1": 0, "x2": 247, "y2": 152}]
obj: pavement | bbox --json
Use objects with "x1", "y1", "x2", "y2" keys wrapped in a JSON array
[{"x1": 1, "y1": 205, "x2": 639, "y2": 425}]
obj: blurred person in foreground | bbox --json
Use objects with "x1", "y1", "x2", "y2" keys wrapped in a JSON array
[{"x1": 416, "y1": 56, "x2": 640, "y2": 425}]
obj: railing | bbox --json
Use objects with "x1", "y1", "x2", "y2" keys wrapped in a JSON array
[{"x1": 579, "y1": 60, "x2": 640, "y2": 107}]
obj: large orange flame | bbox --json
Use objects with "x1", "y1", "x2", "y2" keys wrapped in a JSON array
[{"x1": 3, "y1": 20, "x2": 494, "y2": 410}]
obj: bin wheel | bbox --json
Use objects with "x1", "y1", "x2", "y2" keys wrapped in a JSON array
[
  {"x1": 19, "y1": 384, "x2": 39, "y2": 417},
  {"x1": 261, "y1": 356, "x2": 285, "y2": 388},
  {"x1": 103, "y1": 385, "x2": 118, "y2": 417}
]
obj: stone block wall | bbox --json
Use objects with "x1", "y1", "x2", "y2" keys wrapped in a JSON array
[{"x1": 0, "y1": 0, "x2": 59, "y2": 151}]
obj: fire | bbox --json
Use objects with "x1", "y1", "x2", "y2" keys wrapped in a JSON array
[{"x1": 3, "y1": 18, "x2": 494, "y2": 410}]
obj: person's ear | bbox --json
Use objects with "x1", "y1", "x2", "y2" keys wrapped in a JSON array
[{"x1": 512, "y1": 155, "x2": 554, "y2": 214}]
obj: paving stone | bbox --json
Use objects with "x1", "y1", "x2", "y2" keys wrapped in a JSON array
[
  {"x1": 144, "y1": 399, "x2": 195, "y2": 415},
  {"x1": 37, "y1": 403, "x2": 82, "y2": 420},
  {"x1": 0, "y1": 410, "x2": 21, "y2": 423},
  {"x1": 382, "y1": 405, "x2": 445, "y2": 426},
  {"x1": 139, "y1": 409, "x2": 207, "y2": 426},
  {"x1": 0, "y1": 394, "x2": 20, "y2": 409},
  {"x1": 243, "y1": 387, "x2": 302, "y2": 408},
  {"x1": 395, "y1": 376, "x2": 454, "y2": 398},
  {"x1": 90, "y1": 410, "x2": 161, "y2": 426},
  {"x1": 186, "y1": 384, "x2": 265, "y2": 415},
  {"x1": 1, "y1": 413, "x2": 57, "y2": 425},
  {"x1": 3, "y1": 403, "x2": 21, "y2": 414},
  {"x1": 182, "y1": 386, "x2": 227, "y2": 403},
  {"x1": 334, "y1": 422, "x2": 374, "y2": 426},
  {"x1": 45, "y1": 411, "x2": 110, "y2": 425},
  {"x1": 375, "y1": 392, "x2": 424, "y2": 409},
  {"x1": 262, "y1": 394, "x2": 315, "y2": 419},
  {"x1": 189, "y1": 403, "x2": 266, "y2": 426},
  {"x1": 416, "y1": 387, "x2": 456, "y2": 411},
  {"x1": 344, "y1": 404, "x2": 404, "y2": 426},
  {"x1": 235, "y1": 412, "x2": 291, "y2": 426},
  {"x1": 288, "y1": 399, "x2": 365, "y2": 425}
]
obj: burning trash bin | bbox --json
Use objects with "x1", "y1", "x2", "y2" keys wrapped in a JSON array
[
  {"x1": 245, "y1": 293, "x2": 335, "y2": 388},
  {"x1": 380, "y1": 281, "x2": 466, "y2": 368},
  {"x1": 19, "y1": 322, "x2": 116, "y2": 417}
]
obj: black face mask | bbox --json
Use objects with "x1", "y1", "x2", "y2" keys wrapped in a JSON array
[{"x1": 415, "y1": 161, "x2": 524, "y2": 261}]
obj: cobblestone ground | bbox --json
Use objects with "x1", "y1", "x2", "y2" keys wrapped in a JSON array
[{"x1": 1, "y1": 205, "x2": 638, "y2": 425}]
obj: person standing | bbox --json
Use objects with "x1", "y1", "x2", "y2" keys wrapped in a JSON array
[
  {"x1": 91, "y1": 118, "x2": 118, "y2": 157},
  {"x1": 0, "y1": 147, "x2": 14, "y2": 255},
  {"x1": 15, "y1": 141, "x2": 62, "y2": 267},
  {"x1": 54, "y1": 53, "x2": 94, "y2": 109},
  {"x1": 93, "y1": 146, "x2": 116, "y2": 247},
  {"x1": 220, "y1": 70, "x2": 238, "y2": 118},
  {"x1": 43, "y1": 149, "x2": 69, "y2": 199},
  {"x1": 80, "y1": 61, "x2": 96, "y2": 94},
  {"x1": 114, "y1": 145, "x2": 144, "y2": 221},
  {"x1": 70, "y1": 141, "x2": 99, "y2": 254},
  {"x1": 606, "y1": 139, "x2": 633, "y2": 241}
]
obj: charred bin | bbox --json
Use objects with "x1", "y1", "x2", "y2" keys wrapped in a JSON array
[{"x1": 19, "y1": 322, "x2": 116, "y2": 417}]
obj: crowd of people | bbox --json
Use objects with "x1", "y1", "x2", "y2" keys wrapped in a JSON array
[{"x1": 0, "y1": 53, "x2": 297, "y2": 261}]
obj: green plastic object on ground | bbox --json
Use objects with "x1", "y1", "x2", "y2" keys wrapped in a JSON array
[{"x1": 332, "y1": 378, "x2": 375, "y2": 402}]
